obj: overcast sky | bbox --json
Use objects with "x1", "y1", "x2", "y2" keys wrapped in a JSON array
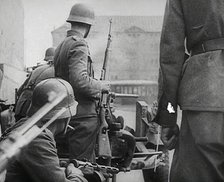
[{"x1": 22, "y1": 0, "x2": 166, "y2": 66}]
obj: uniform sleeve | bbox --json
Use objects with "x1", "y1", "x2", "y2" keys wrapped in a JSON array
[
  {"x1": 68, "y1": 40, "x2": 102, "y2": 98},
  {"x1": 19, "y1": 133, "x2": 85, "y2": 182},
  {"x1": 157, "y1": 0, "x2": 186, "y2": 126}
]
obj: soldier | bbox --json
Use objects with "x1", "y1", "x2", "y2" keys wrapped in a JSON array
[
  {"x1": 15, "y1": 47, "x2": 55, "y2": 121},
  {"x1": 54, "y1": 3, "x2": 110, "y2": 162},
  {"x1": 43, "y1": 47, "x2": 55, "y2": 62},
  {"x1": 36, "y1": 47, "x2": 55, "y2": 66},
  {"x1": 5, "y1": 78, "x2": 88, "y2": 182},
  {"x1": 155, "y1": 0, "x2": 224, "y2": 181}
]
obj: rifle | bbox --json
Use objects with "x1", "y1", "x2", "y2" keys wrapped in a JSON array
[
  {"x1": 0, "y1": 92, "x2": 67, "y2": 173},
  {"x1": 97, "y1": 19, "x2": 113, "y2": 164}
]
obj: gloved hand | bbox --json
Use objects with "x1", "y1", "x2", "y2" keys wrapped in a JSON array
[
  {"x1": 161, "y1": 124, "x2": 179, "y2": 150},
  {"x1": 147, "y1": 101, "x2": 158, "y2": 122},
  {"x1": 79, "y1": 165, "x2": 94, "y2": 176},
  {"x1": 66, "y1": 163, "x2": 84, "y2": 177},
  {"x1": 79, "y1": 166, "x2": 106, "y2": 182},
  {"x1": 151, "y1": 101, "x2": 158, "y2": 117}
]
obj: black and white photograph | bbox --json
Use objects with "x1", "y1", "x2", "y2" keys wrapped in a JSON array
[{"x1": 0, "y1": 0, "x2": 224, "y2": 182}]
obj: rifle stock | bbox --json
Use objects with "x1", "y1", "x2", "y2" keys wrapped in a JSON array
[
  {"x1": 98, "y1": 102, "x2": 111, "y2": 158},
  {"x1": 98, "y1": 90, "x2": 111, "y2": 158}
]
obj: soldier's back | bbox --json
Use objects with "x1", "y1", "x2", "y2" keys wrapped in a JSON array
[{"x1": 15, "y1": 64, "x2": 55, "y2": 120}]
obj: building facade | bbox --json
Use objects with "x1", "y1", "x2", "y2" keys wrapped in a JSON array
[
  {"x1": 52, "y1": 16, "x2": 163, "y2": 82},
  {"x1": 0, "y1": 0, "x2": 27, "y2": 103}
]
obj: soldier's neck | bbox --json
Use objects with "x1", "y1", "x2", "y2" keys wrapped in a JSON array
[{"x1": 71, "y1": 26, "x2": 86, "y2": 38}]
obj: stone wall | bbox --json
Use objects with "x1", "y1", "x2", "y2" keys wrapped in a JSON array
[{"x1": 0, "y1": 0, "x2": 27, "y2": 103}]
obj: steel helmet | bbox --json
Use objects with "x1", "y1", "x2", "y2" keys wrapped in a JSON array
[
  {"x1": 27, "y1": 78, "x2": 77, "y2": 120},
  {"x1": 66, "y1": 3, "x2": 95, "y2": 25},
  {"x1": 44, "y1": 47, "x2": 55, "y2": 61}
]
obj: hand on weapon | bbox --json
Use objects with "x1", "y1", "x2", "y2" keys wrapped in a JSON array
[
  {"x1": 100, "y1": 81, "x2": 110, "y2": 92},
  {"x1": 78, "y1": 164, "x2": 111, "y2": 180},
  {"x1": 147, "y1": 100, "x2": 158, "y2": 122},
  {"x1": 151, "y1": 101, "x2": 158, "y2": 117},
  {"x1": 66, "y1": 163, "x2": 84, "y2": 177}
]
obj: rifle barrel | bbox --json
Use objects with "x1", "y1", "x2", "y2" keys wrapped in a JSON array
[
  {"x1": 100, "y1": 19, "x2": 112, "y2": 81},
  {"x1": 133, "y1": 151, "x2": 162, "y2": 158}
]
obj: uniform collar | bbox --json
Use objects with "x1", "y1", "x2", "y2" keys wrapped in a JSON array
[{"x1": 67, "y1": 30, "x2": 84, "y2": 38}]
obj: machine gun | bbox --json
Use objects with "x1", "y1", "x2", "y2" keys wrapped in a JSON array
[
  {"x1": 72, "y1": 159, "x2": 119, "y2": 175},
  {"x1": 59, "y1": 158, "x2": 119, "y2": 182},
  {"x1": 0, "y1": 92, "x2": 67, "y2": 173},
  {"x1": 97, "y1": 19, "x2": 113, "y2": 164}
]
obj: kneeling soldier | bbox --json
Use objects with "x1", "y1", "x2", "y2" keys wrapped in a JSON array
[{"x1": 5, "y1": 78, "x2": 88, "y2": 182}]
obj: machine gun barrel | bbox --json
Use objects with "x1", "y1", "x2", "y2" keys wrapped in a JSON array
[
  {"x1": 133, "y1": 151, "x2": 163, "y2": 158},
  {"x1": 114, "y1": 93, "x2": 139, "y2": 98},
  {"x1": 134, "y1": 136, "x2": 148, "y2": 142}
]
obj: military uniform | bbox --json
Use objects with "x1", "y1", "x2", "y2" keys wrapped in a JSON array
[
  {"x1": 5, "y1": 119, "x2": 86, "y2": 182},
  {"x1": 157, "y1": 0, "x2": 224, "y2": 181},
  {"x1": 54, "y1": 30, "x2": 102, "y2": 161},
  {"x1": 15, "y1": 63, "x2": 55, "y2": 121}
]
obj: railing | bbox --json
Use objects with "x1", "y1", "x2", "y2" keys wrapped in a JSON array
[{"x1": 110, "y1": 80, "x2": 158, "y2": 104}]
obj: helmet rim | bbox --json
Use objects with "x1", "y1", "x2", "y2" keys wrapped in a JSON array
[{"x1": 66, "y1": 3, "x2": 95, "y2": 25}]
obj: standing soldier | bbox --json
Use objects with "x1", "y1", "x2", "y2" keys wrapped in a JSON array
[
  {"x1": 155, "y1": 0, "x2": 224, "y2": 181},
  {"x1": 15, "y1": 47, "x2": 55, "y2": 121},
  {"x1": 54, "y1": 3, "x2": 110, "y2": 162}
]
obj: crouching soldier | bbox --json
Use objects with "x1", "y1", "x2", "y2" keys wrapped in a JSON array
[{"x1": 5, "y1": 78, "x2": 88, "y2": 182}]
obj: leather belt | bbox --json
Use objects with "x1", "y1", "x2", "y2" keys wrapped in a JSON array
[{"x1": 190, "y1": 38, "x2": 224, "y2": 56}]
